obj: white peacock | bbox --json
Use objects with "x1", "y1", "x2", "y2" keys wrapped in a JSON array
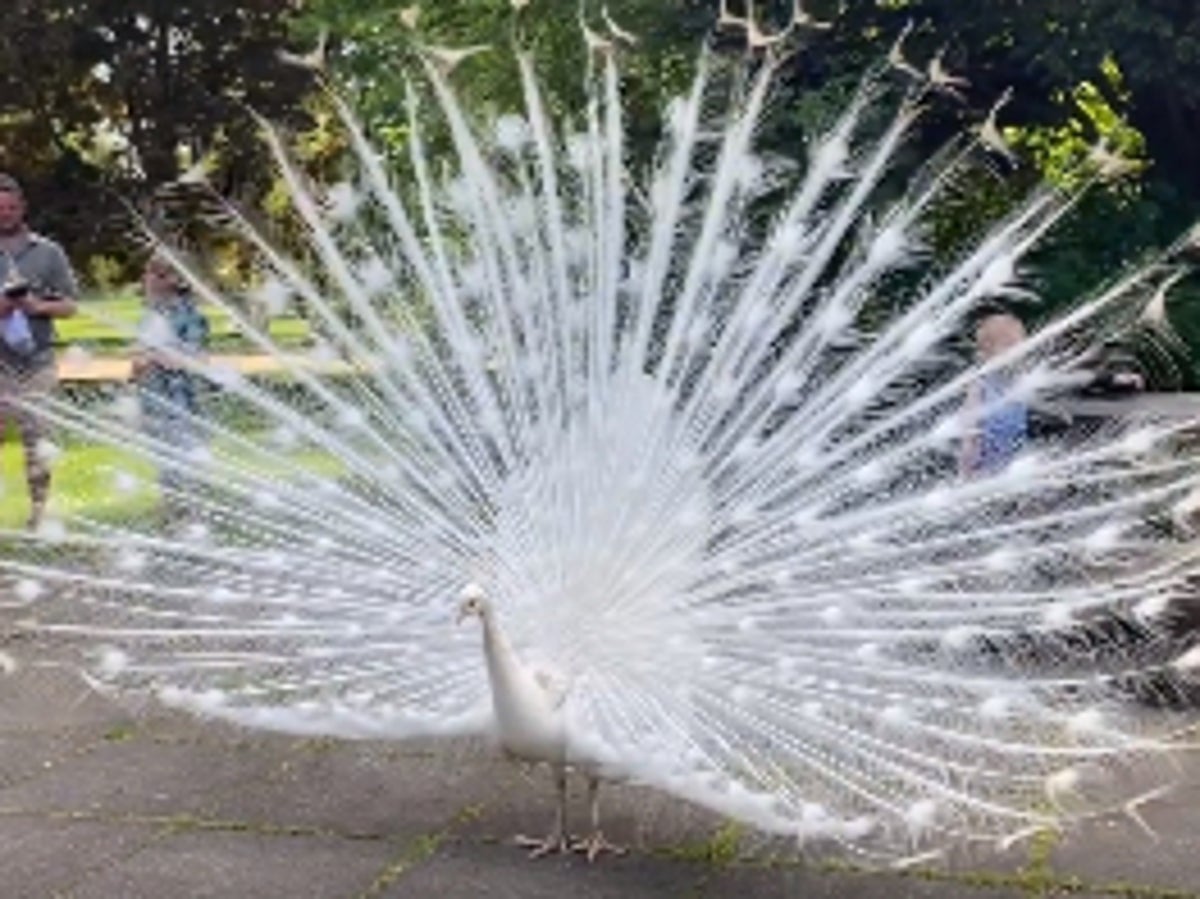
[{"x1": 7, "y1": 6, "x2": 1200, "y2": 865}]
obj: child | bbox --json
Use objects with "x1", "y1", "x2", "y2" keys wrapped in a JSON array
[
  {"x1": 959, "y1": 309, "x2": 1029, "y2": 477},
  {"x1": 131, "y1": 253, "x2": 210, "y2": 515}
]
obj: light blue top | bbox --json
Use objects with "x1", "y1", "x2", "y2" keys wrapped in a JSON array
[
  {"x1": 975, "y1": 373, "x2": 1028, "y2": 474},
  {"x1": 137, "y1": 292, "x2": 209, "y2": 416}
]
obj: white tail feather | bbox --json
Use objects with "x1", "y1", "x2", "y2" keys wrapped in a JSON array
[{"x1": 4, "y1": 28, "x2": 1197, "y2": 861}]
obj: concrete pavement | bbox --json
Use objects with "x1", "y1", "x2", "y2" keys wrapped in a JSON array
[{"x1": 1, "y1": 624, "x2": 1198, "y2": 897}]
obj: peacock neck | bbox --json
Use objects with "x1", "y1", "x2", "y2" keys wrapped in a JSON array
[
  {"x1": 476, "y1": 603, "x2": 566, "y2": 763},
  {"x1": 479, "y1": 609, "x2": 523, "y2": 700}
]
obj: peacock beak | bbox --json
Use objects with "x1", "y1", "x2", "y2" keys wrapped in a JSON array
[{"x1": 456, "y1": 584, "x2": 486, "y2": 625}]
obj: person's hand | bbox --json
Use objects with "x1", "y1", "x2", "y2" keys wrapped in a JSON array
[
  {"x1": 20, "y1": 294, "x2": 58, "y2": 316},
  {"x1": 130, "y1": 351, "x2": 152, "y2": 380},
  {"x1": 1111, "y1": 371, "x2": 1145, "y2": 391}
]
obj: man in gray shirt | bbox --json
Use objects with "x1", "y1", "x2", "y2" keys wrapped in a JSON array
[{"x1": 0, "y1": 174, "x2": 79, "y2": 530}]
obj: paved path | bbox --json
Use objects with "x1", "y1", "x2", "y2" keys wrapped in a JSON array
[{"x1": 1, "y1": 619, "x2": 1199, "y2": 897}]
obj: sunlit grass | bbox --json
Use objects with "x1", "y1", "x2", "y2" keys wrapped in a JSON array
[
  {"x1": 0, "y1": 429, "x2": 346, "y2": 530},
  {"x1": 0, "y1": 437, "x2": 156, "y2": 528},
  {"x1": 57, "y1": 291, "x2": 311, "y2": 352}
]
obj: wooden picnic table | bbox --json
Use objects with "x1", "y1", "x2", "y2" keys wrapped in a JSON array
[
  {"x1": 56, "y1": 353, "x2": 354, "y2": 383},
  {"x1": 1051, "y1": 392, "x2": 1200, "y2": 424}
]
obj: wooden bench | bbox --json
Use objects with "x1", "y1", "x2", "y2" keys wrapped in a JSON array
[{"x1": 56, "y1": 353, "x2": 355, "y2": 384}]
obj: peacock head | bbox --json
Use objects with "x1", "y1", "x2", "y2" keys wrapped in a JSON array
[{"x1": 456, "y1": 583, "x2": 489, "y2": 625}]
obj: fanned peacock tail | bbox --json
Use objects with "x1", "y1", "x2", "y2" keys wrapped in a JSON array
[{"x1": 4, "y1": 21, "x2": 1200, "y2": 860}]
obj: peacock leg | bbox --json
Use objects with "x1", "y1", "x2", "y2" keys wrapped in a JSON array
[
  {"x1": 571, "y1": 775, "x2": 626, "y2": 862},
  {"x1": 515, "y1": 764, "x2": 570, "y2": 858}
]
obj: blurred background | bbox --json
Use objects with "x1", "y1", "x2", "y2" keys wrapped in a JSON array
[{"x1": 0, "y1": 0, "x2": 1197, "y2": 381}]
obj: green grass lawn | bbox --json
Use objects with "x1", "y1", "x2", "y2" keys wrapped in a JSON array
[
  {"x1": 3, "y1": 291, "x2": 353, "y2": 528},
  {"x1": 57, "y1": 292, "x2": 311, "y2": 353},
  {"x1": 0, "y1": 436, "x2": 157, "y2": 528},
  {"x1": 0, "y1": 429, "x2": 346, "y2": 530}
]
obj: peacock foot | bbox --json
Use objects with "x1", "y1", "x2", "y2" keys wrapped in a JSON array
[
  {"x1": 571, "y1": 831, "x2": 627, "y2": 862},
  {"x1": 514, "y1": 833, "x2": 571, "y2": 859}
]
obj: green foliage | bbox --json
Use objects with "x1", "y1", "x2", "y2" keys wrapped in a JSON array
[
  {"x1": 103, "y1": 724, "x2": 138, "y2": 743},
  {"x1": 293, "y1": 0, "x2": 709, "y2": 159},
  {"x1": 660, "y1": 821, "x2": 744, "y2": 865},
  {"x1": 1006, "y1": 56, "x2": 1148, "y2": 191},
  {"x1": 0, "y1": 0, "x2": 315, "y2": 281},
  {"x1": 86, "y1": 254, "x2": 127, "y2": 292},
  {"x1": 0, "y1": 0, "x2": 1195, "y2": 373}
]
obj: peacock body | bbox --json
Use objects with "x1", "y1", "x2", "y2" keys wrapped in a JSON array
[{"x1": 6, "y1": 12, "x2": 1200, "y2": 863}]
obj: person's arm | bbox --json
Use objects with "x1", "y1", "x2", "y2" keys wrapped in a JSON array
[
  {"x1": 131, "y1": 311, "x2": 157, "y2": 380},
  {"x1": 129, "y1": 351, "x2": 150, "y2": 380},
  {"x1": 1105, "y1": 370, "x2": 1145, "y2": 392},
  {"x1": 1080, "y1": 343, "x2": 1146, "y2": 396},
  {"x1": 24, "y1": 244, "x2": 79, "y2": 318},
  {"x1": 24, "y1": 295, "x2": 76, "y2": 317}
]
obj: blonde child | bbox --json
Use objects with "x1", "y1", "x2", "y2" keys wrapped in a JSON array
[{"x1": 959, "y1": 310, "x2": 1029, "y2": 477}]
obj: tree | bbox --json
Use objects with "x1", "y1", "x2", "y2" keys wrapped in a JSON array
[
  {"x1": 291, "y1": 0, "x2": 712, "y2": 156},
  {"x1": 0, "y1": 0, "x2": 314, "y2": 280},
  {"x1": 292, "y1": 0, "x2": 1199, "y2": 380}
]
